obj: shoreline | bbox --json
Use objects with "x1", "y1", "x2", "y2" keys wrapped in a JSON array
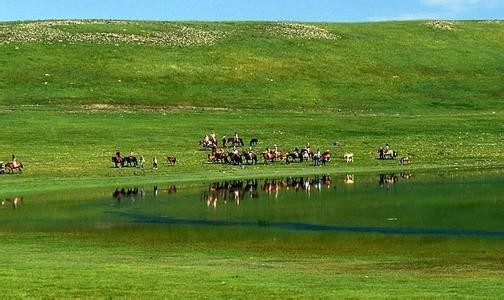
[{"x1": 3, "y1": 162, "x2": 503, "y2": 196}]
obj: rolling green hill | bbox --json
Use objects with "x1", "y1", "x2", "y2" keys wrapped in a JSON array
[{"x1": 1, "y1": 20, "x2": 502, "y2": 112}]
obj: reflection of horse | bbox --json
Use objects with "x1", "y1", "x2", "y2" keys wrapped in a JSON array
[
  {"x1": 4, "y1": 162, "x2": 23, "y2": 174},
  {"x1": 167, "y1": 185, "x2": 177, "y2": 194},
  {"x1": 379, "y1": 174, "x2": 399, "y2": 187},
  {"x1": 113, "y1": 188, "x2": 140, "y2": 202},
  {"x1": 2, "y1": 196, "x2": 23, "y2": 209},
  {"x1": 344, "y1": 174, "x2": 354, "y2": 184}
]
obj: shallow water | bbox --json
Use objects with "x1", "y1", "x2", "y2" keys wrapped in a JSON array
[{"x1": 1, "y1": 170, "x2": 503, "y2": 240}]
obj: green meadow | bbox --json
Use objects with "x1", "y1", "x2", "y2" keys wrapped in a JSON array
[{"x1": 0, "y1": 20, "x2": 503, "y2": 298}]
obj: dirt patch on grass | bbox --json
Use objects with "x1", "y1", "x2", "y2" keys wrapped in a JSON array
[
  {"x1": 0, "y1": 20, "x2": 226, "y2": 46},
  {"x1": 263, "y1": 22, "x2": 341, "y2": 40},
  {"x1": 79, "y1": 103, "x2": 231, "y2": 113},
  {"x1": 426, "y1": 20, "x2": 456, "y2": 31}
]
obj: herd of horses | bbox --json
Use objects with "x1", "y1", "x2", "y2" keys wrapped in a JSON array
[
  {"x1": 0, "y1": 136, "x2": 408, "y2": 176},
  {"x1": 203, "y1": 135, "x2": 407, "y2": 166},
  {"x1": 207, "y1": 145, "x2": 333, "y2": 166}
]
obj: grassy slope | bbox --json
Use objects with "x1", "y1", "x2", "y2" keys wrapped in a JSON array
[{"x1": 0, "y1": 21, "x2": 503, "y2": 110}]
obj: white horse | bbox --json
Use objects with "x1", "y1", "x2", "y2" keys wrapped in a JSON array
[{"x1": 344, "y1": 153, "x2": 354, "y2": 163}]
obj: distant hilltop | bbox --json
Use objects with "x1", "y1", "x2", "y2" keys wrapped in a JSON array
[{"x1": 0, "y1": 20, "x2": 345, "y2": 46}]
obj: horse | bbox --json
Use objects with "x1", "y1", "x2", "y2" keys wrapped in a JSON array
[
  {"x1": 378, "y1": 148, "x2": 398, "y2": 160},
  {"x1": 262, "y1": 151, "x2": 278, "y2": 164},
  {"x1": 249, "y1": 138, "x2": 259, "y2": 146},
  {"x1": 242, "y1": 151, "x2": 257, "y2": 165},
  {"x1": 320, "y1": 150, "x2": 331, "y2": 165},
  {"x1": 112, "y1": 156, "x2": 124, "y2": 168},
  {"x1": 199, "y1": 139, "x2": 215, "y2": 150},
  {"x1": 0, "y1": 162, "x2": 5, "y2": 174},
  {"x1": 166, "y1": 156, "x2": 177, "y2": 165},
  {"x1": 4, "y1": 162, "x2": 24, "y2": 174},
  {"x1": 301, "y1": 149, "x2": 310, "y2": 162},
  {"x1": 124, "y1": 156, "x2": 138, "y2": 167},
  {"x1": 285, "y1": 150, "x2": 302, "y2": 164},
  {"x1": 400, "y1": 156, "x2": 410, "y2": 165},
  {"x1": 344, "y1": 153, "x2": 354, "y2": 163},
  {"x1": 227, "y1": 153, "x2": 243, "y2": 165},
  {"x1": 227, "y1": 137, "x2": 244, "y2": 147}
]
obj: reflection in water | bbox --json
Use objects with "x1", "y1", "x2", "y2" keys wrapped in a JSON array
[
  {"x1": 344, "y1": 174, "x2": 354, "y2": 184},
  {"x1": 379, "y1": 172, "x2": 412, "y2": 188},
  {"x1": 113, "y1": 185, "x2": 177, "y2": 203},
  {"x1": 1, "y1": 196, "x2": 23, "y2": 210},
  {"x1": 202, "y1": 176, "x2": 333, "y2": 208},
  {"x1": 113, "y1": 188, "x2": 144, "y2": 203}
]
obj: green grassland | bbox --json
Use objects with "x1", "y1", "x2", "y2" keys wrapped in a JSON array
[
  {"x1": 0, "y1": 174, "x2": 502, "y2": 298},
  {"x1": 0, "y1": 20, "x2": 503, "y2": 193},
  {"x1": 0, "y1": 20, "x2": 503, "y2": 298}
]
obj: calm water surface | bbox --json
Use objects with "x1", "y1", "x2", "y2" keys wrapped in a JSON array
[{"x1": 1, "y1": 171, "x2": 503, "y2": 240}]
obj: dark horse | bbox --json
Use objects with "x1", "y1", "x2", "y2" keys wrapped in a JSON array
[
  {"x1": 249, "y1": 138, "x2": 259, "y2": 146},
  {"x1": 242, "y1": 151, "x2": 257, "y2": 165},
  {"x1": 227, "y1": 137, "x2": 244, "y2": 147},
  {"x1": 4, "y1": 162, "x2": 23, "y2": 174},
  {"x1": 227, "y1": 153, "x2": 243, "y2": 165},
  {"x1": 285, "y1": 150, "x2": 303, "y2": 164},
  {"x1": 112, "y1": 156, "x2": 124, "y2": 168},
  {"x1": 124, "y1": 156, "x2": 138, "y2": 167}
]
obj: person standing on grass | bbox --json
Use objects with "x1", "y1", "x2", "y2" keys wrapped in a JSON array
[
  {"x1": 139, "y1": 156, "x2": 145, "y2": 169},
  {"x1": 152, "y1": 157, "x2": 158, "y2": 170}
]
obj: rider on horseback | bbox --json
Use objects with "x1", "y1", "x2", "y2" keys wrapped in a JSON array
[
  {"x1": 12, "y1": 154, "x2": 17, "y2": 168},
  {"x1": 231, "y1": 146, "x2": 239, "y2": 156}
]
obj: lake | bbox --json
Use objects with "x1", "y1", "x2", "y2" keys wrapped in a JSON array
[{"x1": 1, "y1": 170, "x2": 502, "y2": 241}]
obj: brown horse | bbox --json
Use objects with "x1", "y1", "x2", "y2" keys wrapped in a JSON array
[
  {"x1": 320, "y1": 150, "x2": 331, "y2": 165},
  {"x1": 262, "y1": 151, "x2": 281, "y2": 164},
  {"x1": 4, "y1": 162, "x2": 23, "y2": 174},
  {"x1": 112, "y1": 156, "x2": 124, "y2": 168},
  {"x1": 166, "y1": 156, "x2": 177, "y2": 165},
  {"x1": 242, "y1": 151, "x2": 257, "y2": 165}
]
